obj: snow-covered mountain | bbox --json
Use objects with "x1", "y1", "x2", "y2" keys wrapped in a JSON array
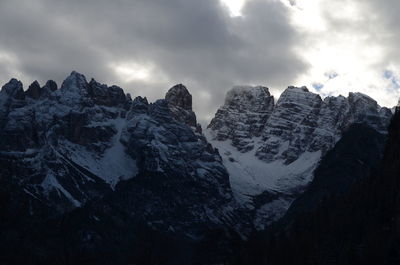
[
  {"x1": 0, "y1": 73, "x2": 394, "y2": 263},
  {"x1": 0, "y1": 72, "x2": 248, "y2": 240},
  {"x1": 207, "y1": 85, "x2": 392, "y2": 228}
]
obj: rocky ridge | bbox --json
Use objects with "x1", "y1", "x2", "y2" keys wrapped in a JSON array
[
  {"x1": 207, "y1": 85, "x2": 392, "y2": 228},
  {"x1": 0, "y1": 72, "x2": 245, "y2": 240},
  {"x1": 208, "y1": 86, "x2": 274, "y2": 152},
  {"x1": 0, "y1": 72, "x2": 395, "y2": 264}
]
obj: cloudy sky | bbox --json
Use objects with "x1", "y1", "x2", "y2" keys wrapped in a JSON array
[{"x1": 0, "y1": 0, "x2": 399, "y2": 123}]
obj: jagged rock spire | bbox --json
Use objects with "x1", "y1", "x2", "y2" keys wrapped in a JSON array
[
  {"x1": 87, "y1": 78, "x2": 126, "y2": 107},
  {"x1": 208, "y1": 85, "x2": 275, "y2": 152},
  {"x1": 26, "y1": 80, "x2": 41, "y2": 99},
  {"x1": 1, "y1": 78, "x2": 25, "y2": 100},
  {"x1": 43, "y1": 80, "x2": 58, "y2": 92},
  {"x1": 165, "y1": 84, "x2": 198, "y2": 129},
  {"x1": 61, "y1": 71, "x2": 88, "y2": 91},
  {"x1": 26, "y1": 80, "x2": 58, "y2": 100},
  {"x1": 165, "y1": 84, "x2": 192, "y2": 110},
  {"x1": 224, "y1": 85, "x2": 274, "y2": 112}
]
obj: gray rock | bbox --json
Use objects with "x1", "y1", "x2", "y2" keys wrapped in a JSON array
[
  {"x1": 208, "y1": 86, "x2": 274, "y2": 152},
  {"x1": 26, "y1": 80, "x2": 42, "y2": 99},
  {"x1": 207, "y1": 85, "x2": 393, "y2": 228},
  {"x1": 0, "y1": 72, "x2": 246, "y2": 241},
  {"x1": 165, "y1": 83, "x2": 201, "y2": 132},
  {"x1": 1, "y1": 78, "x2": 25, "y2": 100},
  {"x1": 210, "y1": 85, "x2": 392, "y2": 164}
]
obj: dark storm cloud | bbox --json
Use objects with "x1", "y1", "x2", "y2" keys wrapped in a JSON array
[{"x1": 0, "y1": 0, "x2": 307, "y2": 120}]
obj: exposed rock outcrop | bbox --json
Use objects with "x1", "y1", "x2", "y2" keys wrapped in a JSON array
[
  {"x1": 165, "y1": 83, "x2": 202, "y2": 132},
  {"x1": 207, "y1": 85, "x2": 392, "y2": 227},
  {"x1": 208, "y1": 86, "x2": 274, "y2": 152}
]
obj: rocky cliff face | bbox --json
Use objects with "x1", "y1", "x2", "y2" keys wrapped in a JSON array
[
  {"x1": 257, "y1": 88, "x2": 391, "y2": 163},
  {"x1": 0, "y1": 72, "x2": 245, "y2": 249},
  {"x1": 207, "y1": 85, "x2": 392, "y2": 228},
  {"x1": 165, "y1": 83, "x2": 202, "y2": 132},
  {"x1": 208, "y1": 86, "x2": 274, "y2": 152}
]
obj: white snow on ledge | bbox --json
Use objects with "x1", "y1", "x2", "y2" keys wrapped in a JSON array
[
  {"x1": 41, "y1": 171, "x2": 82, "y2": 207},
  {"x1": 61, "y1": 117, "x2": 138, "y2": 189},
  {"x1": 204, "y1": 129, "x2": 321, "y2": 205}
]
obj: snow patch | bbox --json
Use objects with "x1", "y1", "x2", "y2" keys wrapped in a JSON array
[
  {"x1": 41, "y1": 172, "x2": 82, "y2": 207},
  {"x1": 205, "y1": 129, "x2": 321, "y2": 204},
  {"x1": 62, "y1": 117, "x2": 138, "y2": 189}
]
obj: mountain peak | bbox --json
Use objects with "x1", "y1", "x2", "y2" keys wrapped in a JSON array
[
  {"x1": 287, "y1": 85, "x2": 309, "y2": 92},
  {"x1": 165, "y1": 84, "x2": 199, "y2": 129},
  {"x1": 87, "y1": 79, "x2": 126, "y2": 107},
  {"x1": 26, "y1": 80, "x2": 41, "y2": 99},
  {"x1": 224, "y1": 85, "x2": 274, "y2": 111},
  {"x1": 61, "y1": 71, "x2": 88, "y2": 91},
  {"x1": 348, "y1": 92, "x2": 376, "y2": 104},
  {"x1": 1, "y1": 78, "x2": 25, "y2": 100},
  {"x1": 165, "y1": 84, "x2": 192, "y2": 111},
  {"x1": 43, "y1": 80, "x2": 58, "y2": 92},
  {"x1": 208, "y1": 85, "x2": 275, "y2": 152},
  {"x1": 70, "y1": 70, "x2": 84, "y2": 77}
]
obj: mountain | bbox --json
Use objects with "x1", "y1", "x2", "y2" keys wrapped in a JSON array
[
  {"x1": 0, "y1": 72, "x2": 247, "y2": 264},
  {"x1": 0, "y1": 72, "x2": 395, "y2": 264},
  {"x1": 237, "y1": 108, "x2": 400, "y2": 265},
  {"x1": 206, "y1": 85, "x2": 392, "y2": 228}
]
